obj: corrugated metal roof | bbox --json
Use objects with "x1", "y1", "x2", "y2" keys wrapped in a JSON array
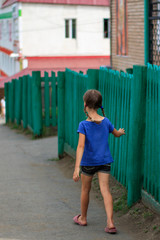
[{"x1": 2, "y1": 0, "x2": 109, "y2": 8}]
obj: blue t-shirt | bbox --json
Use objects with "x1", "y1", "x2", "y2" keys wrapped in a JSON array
[{"x1": 77, "y1": 117, "x2": 114, "y2": 166}]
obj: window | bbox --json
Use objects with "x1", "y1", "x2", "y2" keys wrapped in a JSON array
[
  {"x1": 65, "y1": 20, "x2": 69, "y2": 38},
  {"x1": 65, "y1": 19, "x2": 76, "y2": 39},
  {"x1": 104, "y1": 19, "x2": 110, "y2": 38}
]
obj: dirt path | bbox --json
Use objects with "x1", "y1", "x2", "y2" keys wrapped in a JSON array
[
  {"x1": 0, "y1": 121, "x2": 159, "y2": 240},
  {"x1": 56, "y1": 156, "x2": 160, "y2": 240}
]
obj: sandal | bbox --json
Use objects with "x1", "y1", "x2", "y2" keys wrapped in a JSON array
[
  {"x1": 105, "y1": 226, "x2": 117, "y2": 234},
  {"x1": 73, "y1": 215, "x2": 87, "y2": 226}
]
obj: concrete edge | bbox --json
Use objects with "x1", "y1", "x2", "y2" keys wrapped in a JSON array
[{"x1": 142, "y1": 189, "x2": 160, "y2": 216}]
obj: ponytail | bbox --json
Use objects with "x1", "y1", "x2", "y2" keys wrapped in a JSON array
[{"x1": 100, "y1": 106, "x2": 105, "y2": 117}]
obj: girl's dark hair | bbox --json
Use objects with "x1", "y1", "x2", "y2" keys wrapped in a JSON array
[{"x1": 83, "y1": 89, "x2": 105, "y2": 121}]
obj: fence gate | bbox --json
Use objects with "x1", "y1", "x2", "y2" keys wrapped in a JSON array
[{"x1": 149, "y1": 0, "x2": 160, "y2": 65}]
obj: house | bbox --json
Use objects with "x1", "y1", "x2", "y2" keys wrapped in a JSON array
[
  {"x1": 111, "y1": 0, "x2": 157, "y2": 71},
  {"x1": 0, "y1": 0, "x2": 110, "y2": 81}
]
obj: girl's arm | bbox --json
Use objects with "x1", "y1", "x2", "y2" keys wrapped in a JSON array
[
  {"x1": 73, "y1": 133, "x2": 85, "y2": 182},
  {"x1": 112, "y1": 128, "x2": 125, "y2": 137}
]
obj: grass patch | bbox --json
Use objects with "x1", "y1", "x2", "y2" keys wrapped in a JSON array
[
  {"x1": 129, "y1": 207, "x2": 142, "y2": 216},
  {"x1": 113, "y1": 192, "x2": 129, "y2": 215},
  {"x1": 6, "y1": 122, "x2": 33, "y2": 138},
  {"x1": 143, "y1": 211, "x2": 153, "y2": 219},
  {"x1": 153, "y1": 225, "x2": 157, "y2": 230},
  {"x1": 48, "y1": 158, "x2": 60, "y2": 162}
]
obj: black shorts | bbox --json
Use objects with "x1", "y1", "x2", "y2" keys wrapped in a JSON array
[{"x1": 81, "y1": 163, "x2": 111, "y2": 176}]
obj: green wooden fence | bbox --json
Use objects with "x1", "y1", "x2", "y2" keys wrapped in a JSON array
[
  {"x1": 99, "y1": 68, "x2": 132, "y2": 190},
  {"x1": 143, "y1": 64, "x2": 160, "y2": 203},
  {"x1": 4, "y1": 65, "x2": 160, "y2": 207},
  {"x1": 5, "y1": 71, "x2": 57, "y2": 135},
  {"x1": 57, "y1": 68, "x2": 99, "y2": 156},
  {"x1": 58, "y1": 65, "x2": 160, "y2": 207},
  {"x1": 99, "y1": 66, "x2": 147, "y2": 206}
]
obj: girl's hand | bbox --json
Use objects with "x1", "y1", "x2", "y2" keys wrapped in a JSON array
[
  {"x1": 112, "y1": 128, "x2": 125, "y2": 137},
  {"x1": 118, "y1": 128, "x2": 125, "y2": 136},
  {"x1": 73, "y1": 167, "x2": 80, "y2": 182}
]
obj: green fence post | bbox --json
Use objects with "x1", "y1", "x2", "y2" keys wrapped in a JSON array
[
  {"x1": 57, "y1": 71, "x2": 65, "y2": 157},
  {"x1": 22, "y1": 75, "x2": 28, "y2": 129},
  {"x1": 51, "y1": 71, "x2": 57, "y2": 126},
  {"x1": 16, "y1": 77, "x2": 22, "y2": 125},
  {"x1": 32, "y1": 71, "x2": 43, "y2": 136},
  {"x1": 14, "y1": 79, "x2": 19, "y2": 124},
  {"x1": 158, "y1": 67, "x2": 160, "y2": 203},
  {"x1": 27, "y1": 75, "x2": 33, "y2": 130},
  {"x1": 44, "y1": 71, "x2": 50, "y2": 127},
  {"x1": 10, "y1": 80, "x2": 15, "y2": 123},
  {"x1": 127, "y1": 65, "x2": 147, "y2": 206},
  {"x1": 19, "y1": 77, "x2": 23, "y2": 125},
  {"x1": 87, "y1": 69, "x2": 99, "y2": 90},
  {"x1": 12, "y1": 79, "x2": 16, "y2": 123},
  {"x1": 4, "y1": 82, "x2": 9, "y2": 123}
]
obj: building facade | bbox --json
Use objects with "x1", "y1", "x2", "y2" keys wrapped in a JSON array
[
  {"x1": 0, "y1": 0, "x2": 110, "y2": 77},
  {"x1": 111, "y1": 0, "x2": 160, "y2": 71},
  {"x1": 0, "y1": 1, "x2": 21, "y2": 76},
  {"x1": 111, "y1": 0, "x2": 145, "y2": 71}
]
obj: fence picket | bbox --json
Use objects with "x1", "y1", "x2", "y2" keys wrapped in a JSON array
[
  {"x1": 58, "y1": 71, "x2": 65, "y2": 156},
  {"x1": 44, "y1": 72, "x2": 50, "y2": 127},
  {"x1": 22, "y1": 76, "x2": 28, "y2": 129},
  {"x1": 127, "y1": 66, "x2": 147, "y2": 206},
  {"x1": 158, "y1": 68, "x2": 160, "y2": 203},
  {"x1": 32, "y1": 71, "x2": 43, "y2": 135},
  {"x1": 27, "y1": 75, "x2": 33, "y2": 129},
  {"x1": 51, "y1": 71, "x2": 57, "y2": 126}
]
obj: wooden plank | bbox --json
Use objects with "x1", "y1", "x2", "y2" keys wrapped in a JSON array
[
  {"x1": 32, "y1": 71, "x2": 43, "y2": 136},
  {"x1": 51, "y1": 72, "x2": 57, "y2": 126},
  {"x1": 57, "y1": 71, "x2": 65, "y2": 157},
  {"x1": 44, "y1": 72, "x2": 50, "y2": 127}
]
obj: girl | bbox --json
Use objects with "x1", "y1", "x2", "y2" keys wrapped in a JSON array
[{"x1": 73, "y1": 89, "x2": 125, "y2": 234}]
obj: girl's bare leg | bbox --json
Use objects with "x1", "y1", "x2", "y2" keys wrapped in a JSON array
[
  {"x1": 98, "y1": 172, "x2": 115, "y2": 228},
  {"x1": 78, "y1": 174, "x2": 93, "y2": 225}
]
